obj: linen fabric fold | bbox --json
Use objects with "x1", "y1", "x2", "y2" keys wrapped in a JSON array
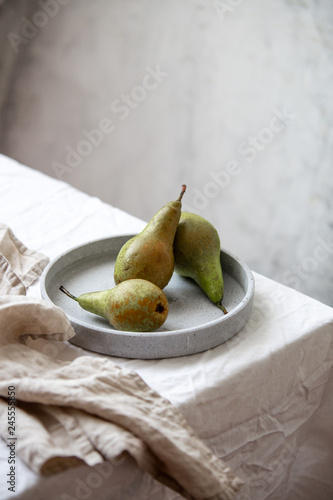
[
  {"x1": 0, "y1": 223, "x2": 49, "y2": 295},
  {"x1": 0, "y1": 226, "x2": 243, "y2": 500}
]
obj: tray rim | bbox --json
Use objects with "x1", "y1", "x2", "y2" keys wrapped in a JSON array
[{"x1": 40, "y1": 234, "x2": 254, "y2": 337}]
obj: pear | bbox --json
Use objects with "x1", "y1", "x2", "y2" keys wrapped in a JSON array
[
  {"x1": 59, "y1": 279, "x2": 169, "y2": 332},
  {"x1": 114, "y1": 185, "x2": 186, "y2": 289},
  {"x1": 173, "y1": 212, "x2": 227, "y2": 313}
]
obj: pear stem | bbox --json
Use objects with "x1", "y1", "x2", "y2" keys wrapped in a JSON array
[
  {"x1": 218, "y1": 302, "x2": 228, "y2": 315},
  {"x1": 59, "y1": 285, "x2": 78, "y2": 301},
  {"x1": 177, "y1": 184, "x2": 186, "y2": 201}
]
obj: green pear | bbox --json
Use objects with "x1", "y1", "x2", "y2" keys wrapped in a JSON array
[
  {"x1": 59, "y1": 279, "x2": 169, "y2": 332},
  {"x1": 173, "y1": 212, "x2": 227, "y2": 313},
  {"x1": 114, "y1": 185, "x2": 186, "y2": 289}
]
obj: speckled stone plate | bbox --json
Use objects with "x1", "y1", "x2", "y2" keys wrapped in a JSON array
[{"x1": 40, "y1": 234, "x2": 255, "y2": 359}]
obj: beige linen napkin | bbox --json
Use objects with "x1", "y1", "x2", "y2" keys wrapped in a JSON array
[
  {"x1": 0, "y1": 223, "x2": 49, "y2": 295},
  {"x1": 0, "y1": 226, "x2": 243, "y2": 500}
]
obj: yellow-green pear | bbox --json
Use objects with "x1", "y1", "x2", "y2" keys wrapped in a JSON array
[
  {"x1": 59, "y1": 279, "x2": 169, "y2": 332},
  {"x1": 173, "y1": 212, "x2": 227, "y2": 313},
  {"x1": 114, "y1": 185, "x2": 186, "y2": 289}
]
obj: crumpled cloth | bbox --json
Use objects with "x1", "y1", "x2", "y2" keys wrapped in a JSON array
[
  {"x1": 0, "y1": 223, "x2": 49, "y2": 295},
  {"x1": 0, "y1": 225, "x2": 243, "y2": 500}
]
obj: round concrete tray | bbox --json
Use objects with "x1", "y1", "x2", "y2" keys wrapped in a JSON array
[{"x1": 40, "y1": 234, "x2": 255, "y2": 359}]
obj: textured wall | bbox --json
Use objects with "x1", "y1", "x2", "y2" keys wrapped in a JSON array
[{"x1": 0, "y1": 0, "x2": 332, "y2": 306}]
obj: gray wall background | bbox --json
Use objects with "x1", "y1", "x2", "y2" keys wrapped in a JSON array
[{"x1": 0, "y1": 0, "x2": 332, "y2": 307}]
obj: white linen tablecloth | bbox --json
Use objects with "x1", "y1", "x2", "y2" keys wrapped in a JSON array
[{"x1": 1, "y1": 154, "x2": 333, "y2": 500}]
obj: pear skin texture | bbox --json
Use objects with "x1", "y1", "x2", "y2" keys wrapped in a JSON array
[
  {"x1": 76, "y1": 279, "x2": 169, "y2": 332},
  {"x1": 114, "y1": 193, "x2": 184, "y2": 289},
  {"x1": 173, "y1": 212, "x2": 224, "y2": 307}
]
